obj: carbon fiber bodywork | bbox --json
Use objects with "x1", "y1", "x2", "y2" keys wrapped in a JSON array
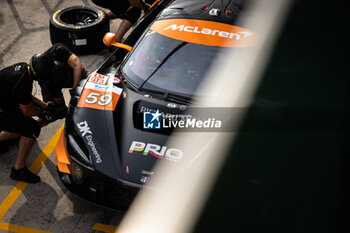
[{"x1": 57, "y1": 0, "x2": 250, "y2": 211}]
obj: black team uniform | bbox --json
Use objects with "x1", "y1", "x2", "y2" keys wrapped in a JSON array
[
  {"x1": 0, "y1": 43, "x2": 75, "y2": 183},
  {"x1": 0, "y1": 63, "x2": 41, "y2": 183},
  {"x1": 31, "y1": 43, "x2": 75, "y2": 103},
  {"x1": 0, "y1": 63, "x2": 40, "y2": 139}
]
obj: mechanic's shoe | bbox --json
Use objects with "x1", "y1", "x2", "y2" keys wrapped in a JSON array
[{"x1": 10, "y1": 167, "x2": 41, "y2": 183}]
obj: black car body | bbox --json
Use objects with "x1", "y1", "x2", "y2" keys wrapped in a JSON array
[{"x1": 56, "y1": 0, "x2": 254, "y2": 211}]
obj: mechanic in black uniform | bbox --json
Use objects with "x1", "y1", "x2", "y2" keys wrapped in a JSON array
[
  {"x1": 0, "y1": 43, "x2": 85, "y2": 183},
  {"x1": 30, "y1": 43, "x2": 85, "y2": 107},
  {"x1": 92, "y1": 0, "x2": 156, "y2": 42},
  {"x1": 0, "y1": 63, "x2": 48, "y2": 183}
]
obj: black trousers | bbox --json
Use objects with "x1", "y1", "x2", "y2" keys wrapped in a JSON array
[{"x1": 0, "y1": 108, "x2": 40, "y2": 138}]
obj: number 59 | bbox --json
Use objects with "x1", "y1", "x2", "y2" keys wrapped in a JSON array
[{"x1": 84, "y1": 92, "x2": 112, "y2": 106}]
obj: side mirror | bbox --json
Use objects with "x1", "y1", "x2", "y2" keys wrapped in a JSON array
[{"x1": 103, "y1": 32, "x2": 133, "y2": 52}]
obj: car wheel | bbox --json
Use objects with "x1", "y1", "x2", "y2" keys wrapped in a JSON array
[{"x1": 50, "y1": 6, "x2": 109, "y2": 54}]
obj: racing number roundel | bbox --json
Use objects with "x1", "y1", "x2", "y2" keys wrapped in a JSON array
[
  {"x1": 150, "y1": 19, "x2": 256, "y2": 47},
  {"x1": 77, "y1": 73, "x2": 123, "y2": 111}
]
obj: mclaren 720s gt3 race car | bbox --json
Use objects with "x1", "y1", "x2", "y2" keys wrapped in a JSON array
[{"x1": 55, "y1": 0, "x2": 255, "y2": 211}]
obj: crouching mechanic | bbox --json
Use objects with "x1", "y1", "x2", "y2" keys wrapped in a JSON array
[
  {"x1": 0, "y1": 44, "x2": 84, "y2": 183},
  {"x1": 29, "y1": 43, "x2": 85, "y2": 118},
  {"x1": 0, "y1": 63, "x2": 48, "y2": 183}
]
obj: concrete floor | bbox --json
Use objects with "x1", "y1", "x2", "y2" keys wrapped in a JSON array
[{"x1": 0, "y1": 0, "x2": 127, "y2": 232}]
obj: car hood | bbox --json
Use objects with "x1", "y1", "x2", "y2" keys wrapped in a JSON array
[{"x1": 70, "y1": 78, "x2": 186, "y2": 186}]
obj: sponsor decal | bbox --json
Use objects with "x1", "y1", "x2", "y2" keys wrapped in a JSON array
[
  {"x1": 167, "y1": 103, "x2": 177, "y2": 109},
  {"x1": 93, "y1": 84, "x2": 109, "y2": 91},
  {"x1": 150, "y1": 19, "x2": 255, "y2": 47},
  {"x1": 128, "y1": 141, "x2": 183, "y2": 162},
  {"x1": 166, "y1": 103, "x2": 187, "y2": 110},
  {"x1": 142, "y1": 110, "x2": 221, "y2": 129},
  {"x1": 140, "y1": 106, "x2": 159, "y2": 114},
  {"x1": 113, "y1": 77, "x2": 121, "y2": 84},
  {"x1": 86, "y1": 135, "x2": 102, "y2": 164},
  {"x1": 77, "y1": 74, "x2": 123, "y2": 111},
  {"x1": 15, "y1": 65, "x2": 21, "y2": 71},
  {"x1": 179, "y1": 105, "x2": 187, "y2": 111},
  {"x1": 140, "y1": 106, "x2": 191, "y2": 121},
  {"x1": 140, "y1": 176, "x2": 149, "y2": 183},
  {"x1": 209, "y1": 8, "x2": 220, "y2": 16},
  {"x1": 128, "y1": 142, "x2": 145, "y2": 153},
  {"x1": 88, "y1": 72, "x2": 109, "y2": 85},
  {"x1": 143, "y1": 110, "x2": 162, "y2": 129},
  {"x1": 76, "y1": 121, "x2": 92, "y2": 136},
  {"x1": 76, "y1": 121, "x2": 102, "y2": 164},
  {"x1": 163, "y1": 118, "x2": 222, "y2": 129}
]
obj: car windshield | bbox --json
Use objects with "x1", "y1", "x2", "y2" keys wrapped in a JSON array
[{"x1": 121, "y1": 30, "x2": 230, "y2": 98}]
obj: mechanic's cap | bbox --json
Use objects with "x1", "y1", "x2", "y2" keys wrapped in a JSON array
[{"x1": 29, "y1": 53, "x2": 53, "y2": 81}]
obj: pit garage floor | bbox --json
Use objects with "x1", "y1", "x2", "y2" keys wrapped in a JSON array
[{"x1": 0, "y1": 1, "x2": 128, "y2": 232}]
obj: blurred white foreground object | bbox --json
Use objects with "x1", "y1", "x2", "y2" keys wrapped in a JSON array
[{"x1": 118, "y1": 0, "x2": 292, "y2": 232}]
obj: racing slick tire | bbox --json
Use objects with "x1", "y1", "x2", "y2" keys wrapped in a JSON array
[{"x1": 50, "y1": 6, "x2": 109, "y2": 54}]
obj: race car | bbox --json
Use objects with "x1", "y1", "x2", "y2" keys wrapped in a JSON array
[{"x1": 55, "y1": 0, "x2": 255, "y2": 211}]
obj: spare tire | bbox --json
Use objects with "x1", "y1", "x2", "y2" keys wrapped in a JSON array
[{"x1": 50, "y1": 6, "x2": 109, "y2": 54}]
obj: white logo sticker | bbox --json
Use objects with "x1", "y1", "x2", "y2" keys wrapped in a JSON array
[{"x1": 77, "y1": 121, "x2": 92, "y2": 136}]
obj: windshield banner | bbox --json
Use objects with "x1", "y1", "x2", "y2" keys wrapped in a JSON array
[{"x1": 150, "y1": 19, "x2": 256, "y2": 47}]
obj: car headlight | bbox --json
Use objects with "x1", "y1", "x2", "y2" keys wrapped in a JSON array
[
  {"x1": 71, "y1": 162, "x2": 84, "y2": 185},
  {"x1": 64, "y1": 125, "x2": 93, "y2": 170},
  {"x1": 68, "y1": 134, "x2": 92, "y2": 165}
]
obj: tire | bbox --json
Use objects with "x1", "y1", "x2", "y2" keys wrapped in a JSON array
[{"x1": 50, "y1": 6, "x2": 109, "y2": 54}]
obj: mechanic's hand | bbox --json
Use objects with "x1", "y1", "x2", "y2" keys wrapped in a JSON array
[
  {"x1": 84, "y1": 70, "x2": 91, "y2": 78},
  {"x1": 129, "y1": 0, "x2": 147, "y2": 10},
  {"x1": 39, "y1": 104, "x2": 68, "y2": 123},
  {"x1": 54, "y1": 104, "x2": 68, "y2": 119},
  {"x1": 39, "y1": 104, "x2": 56, "y2": 123}
]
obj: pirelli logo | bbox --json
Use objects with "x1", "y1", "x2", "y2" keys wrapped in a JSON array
[{"x1": 150, "y1": 19, "x2": 256, "y2": 47}]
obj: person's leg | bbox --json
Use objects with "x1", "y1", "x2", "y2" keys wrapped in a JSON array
[
  {"x1": 91, "y1": 0, "x2": 113, "y2": 10},
  {"x1": 10, "y1": 135, "x2": 40, "y2": 183},
  {"x1": 129, "y1": 0, "x2": 147, "y2": 10},
  {"x1": 107, "y1": 11, "x2": 118, "y2": 20},
  {"x1": 91, "y1": 0, "x2": 129, "y2": 19},
  {"x1": 0, "y1": 131, "x2": 21, "y2": 142},
  {"x1": 1, "y1": 111, "x2": 41, "y2": 183},
  {"x1": 0, "y1": 131, "x2": 21, "y2": 154},
  {"x1": 115, "y1": 19, "x2": 134, "y2": 42},
  {"x1": 14, "y1": 136, "x2": 35, "y2": 169},
  {"x1": 115, "y1": 7, "x2": 142, "y2": 42},
  {"x1": 1, "y1": 114, "x2": 22, "y2": 154}
]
